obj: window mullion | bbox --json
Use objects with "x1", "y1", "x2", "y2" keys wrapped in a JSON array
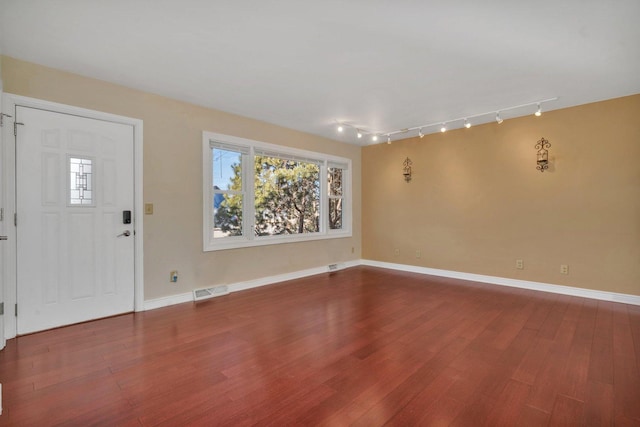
[
  {"x1": 320, "y1": 161, "x2": 328, "y2": 234},
  {"x1": 245, "y1": 150, "x2": 255, "y2": 241}
]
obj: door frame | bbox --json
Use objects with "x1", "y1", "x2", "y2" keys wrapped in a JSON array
[
  {"x1": 0, "y1": 79, "x2": 4, "y2": 350},
  {"x1": 1, "y1": 94, "x2": 144, "y2": 342}
]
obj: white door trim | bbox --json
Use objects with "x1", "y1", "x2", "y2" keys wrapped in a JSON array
[
  {"x1": 1, "y1": 94, "x2": 144, "y2": 341},
  {"x1": 0, "y1": 79, "x2": 4, "y2": 350}
]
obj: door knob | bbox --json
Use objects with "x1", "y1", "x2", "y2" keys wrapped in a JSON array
[
  {"x1": 0, "y1": 236, "x2": 7, "y2": 240},
  {"x1": 117, "y1": 230, "x2": 131, "y2": 237}
]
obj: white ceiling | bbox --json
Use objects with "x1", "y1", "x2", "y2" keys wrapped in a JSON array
[{"x1": 1, "y1": 0, "x2": 639, "y2": 145}]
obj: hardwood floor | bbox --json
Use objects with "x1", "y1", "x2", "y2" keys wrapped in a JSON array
[{"x1": 1, "y1": 266, "x2": 639, "y2": 426}]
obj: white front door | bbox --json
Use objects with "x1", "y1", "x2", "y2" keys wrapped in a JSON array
[{"x1": 16, "y1": 106, "x2": 135, "y2": 334}]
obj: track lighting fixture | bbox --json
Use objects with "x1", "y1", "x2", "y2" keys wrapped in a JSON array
[
  {"x1": 334, "y1": 97, "x2": 557, "y2": 143},
  {"x1": 387, "y1": 136, "x2": 391, "y2": 144},
  {"x1": 335, "y1": 122, "x2": 374, "y2": 141}
]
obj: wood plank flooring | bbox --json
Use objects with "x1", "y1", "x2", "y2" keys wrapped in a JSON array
[{"x1": 1, "y1": 266, "x2": 639, "y2": 426}]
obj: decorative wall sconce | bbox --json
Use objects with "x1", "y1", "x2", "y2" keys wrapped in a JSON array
[
  {"x1": 535, "y1": 137, "x2": 551, "y2": 172},
  {"x1": 403, "y1": 157, "x2": 412, "y2": 182}
]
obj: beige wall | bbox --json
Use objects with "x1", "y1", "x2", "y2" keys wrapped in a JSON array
[
  {"x1": 3, "y1": 55, "x2": 638, "y2": 299},
  {"x1": 1, "y1": 56, "x2": 362, "y2": 300},
  {"x1": 363, "y1": 94, "x2": 640, "y2": 296}
]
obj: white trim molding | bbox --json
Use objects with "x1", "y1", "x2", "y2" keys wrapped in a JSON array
[
  {"x1": 143, "y1": 292, "x2": 194, "y2": 311},
  {"x1": 144, "y1": 258, "x2": 640, "y2": 312},
  {"x1": 143, "y1": 260, "x2": 360, "y2": 311},
  {"x1": 361, "y1": 260, "x2": 640, "y2": 306},
  {"x1": 202, "y1": 131, "x2": 352, "y2": 252}
]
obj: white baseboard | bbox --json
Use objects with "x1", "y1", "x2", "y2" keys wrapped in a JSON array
[
  {"x1": 143, "y1": 291, "x2": 193, "y2": 311},
  {"x1": 143, "y1": 259, "x2": 360, "y2": 311},
  {"x1": 143, "y1": 258, "x2": 639, "y2": 311},
  {"x1": 361, "y1": 259, "x2": 640, "y2": 306},
  {"x1": 227, "y1": 260, "x2": 359, "y2": 293}
]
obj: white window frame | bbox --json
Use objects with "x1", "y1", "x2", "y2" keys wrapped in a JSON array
[
  {"x1": 203, "y1": 131, "x2": 352, "y2": 251},
  {"x1": 327, "y1": 161, "x2": 348, "y2": 231}
]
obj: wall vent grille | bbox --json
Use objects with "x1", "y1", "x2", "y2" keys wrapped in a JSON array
[
  {"x1": 328, "y1": 263, "x2": 341, "y2": 272},
  {"x1": 193, "y1": 285, "x2": 229, "y2": 301}
]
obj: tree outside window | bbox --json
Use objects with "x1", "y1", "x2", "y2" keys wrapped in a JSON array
[
  {"x1": 254, "y1": 156, "x2": 320, "y2": 236},
  {"x1": 328, "y1": 166, "x2": 344, "y2": 230},
  {"x1": 204, "y1": 132, "x2": 351, "y2": 251}
]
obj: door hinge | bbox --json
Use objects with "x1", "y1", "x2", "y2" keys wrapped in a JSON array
[
  {"x1": 0, "y1": 112, "x2": 12, "y2": 127},
  {"x1": 14, "y1": 213, "x2": 17, "y2": 227},
  {"x1": 14, "y1": 121, "x2": 24, "y2": 136},
  {"x1": 0, "y1": 302, "x2": 4, "y2": 316},
  {"x1": 0, "y1": 208, "x2": 3, "y2": 222},
  {"x1": 15, "y1": 304, "x2": 18, "y2": 317}
]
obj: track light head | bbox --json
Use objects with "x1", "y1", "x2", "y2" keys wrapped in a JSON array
[
  {"x1": 333, "y1": 98, "x2": 556, "y2": 142},
  {"x1": 387, "y1": 136, "x2": 391, "y2": 144},
  {"x1": 535, "y1": 104, "x2": 542, "y2": 117}
]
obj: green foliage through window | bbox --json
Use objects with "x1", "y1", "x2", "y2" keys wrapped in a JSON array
[
  {"x1": 328, "y1": 167, "x2": 343, "y2": 230},
  {"x1": 254, "y1": 156, "x2": 320, "y2": 235},
  {"x1": 205, "y1": 133, "x2": 350, "y2": 250}
]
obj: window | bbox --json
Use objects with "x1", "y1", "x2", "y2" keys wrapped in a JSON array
[
  {"x1": 211, "y1": 145, "x2": 245, "y2": 238},
  {"x1": 68, "y1": 156, "x2": 95, "y2": 206},
  {"x1": 328, "y1": 163, "x2": 346, "y2": 230},
  {"x1": 253, "y1": 153, "x2": 321, "y2": 236},
  {"x1": 203, "y1": 132, "x2": 351, "y2": 251}
]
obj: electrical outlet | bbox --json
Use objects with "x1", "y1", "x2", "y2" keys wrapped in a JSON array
[
  {"x1": 560, "y1": 264, "x2": 569, "y2": 274},
  {"x1": 516, "y1": 259, "x2": 524, "y2": 270},
  {"x1": 170, "y1": 270, "x2": 178, "y2": 282},
  {"x1": 394, "y1": 248, "x2": 400, "y2": 256},
  {"x1": 351, "y1": 246, "x2": 355, "y2": 254},
  {"x1": 416, "y1": 250, "x2": 421, "y2": 258}
]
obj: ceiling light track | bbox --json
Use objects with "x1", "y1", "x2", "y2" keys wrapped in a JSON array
[{"x1": 335, "y1": 97, "x2": 557, "y2": 143}]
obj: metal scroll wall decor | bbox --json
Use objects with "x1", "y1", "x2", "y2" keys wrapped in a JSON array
[
  {"x1": 535, "y1": 137, "x2": 551, "y2": 172},
  {"x1": 403, "y1": 157, "x2": 412, "y2": 182}
]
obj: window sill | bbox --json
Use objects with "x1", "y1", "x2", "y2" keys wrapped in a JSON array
[{"x1": 203, "y1": 230, "x2": 352, "y2": 252}]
